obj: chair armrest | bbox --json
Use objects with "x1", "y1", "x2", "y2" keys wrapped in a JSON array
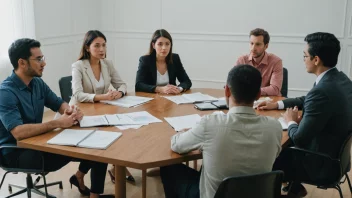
[{"x1": 287, "y1": 146, "x2": 339, "y2": 162}]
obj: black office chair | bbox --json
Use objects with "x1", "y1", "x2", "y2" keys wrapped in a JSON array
[
  {"x1": 0, "y1": 146, "x2": 63, "y2": 198},
  {"x1": 281, "y1": 67, "x2": 288, "y2": 97},
  {"x1": 287, "y1": 133, "x2": 352, "y2": 198},
  {"x1": 59, "y1": 76, "x2": 72, "y2": 103},
  {"x1": 214, "y1": 170, "x2": 284, "y2": 198}
]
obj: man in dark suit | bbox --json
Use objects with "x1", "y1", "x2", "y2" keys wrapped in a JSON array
[{"x1": 258, "y1": 32, "x2": 352, "y2": 197}]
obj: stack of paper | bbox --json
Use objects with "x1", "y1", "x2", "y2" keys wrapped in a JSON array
[
  {"x1": 80, "y1": 111, "x2": 162, "y2": 128},
  {"x1": 164, "y1": 114, "x2": 202, "y2": 131},
  {"x1": 47, "y1": 129, "x2": 122, "y2": 149},
  {"x1": 163, "y1": 92, "x2": 218, "y2": 104},
  {"x1": 101, "y1": 96, "x2": 154, "y2": 108}
]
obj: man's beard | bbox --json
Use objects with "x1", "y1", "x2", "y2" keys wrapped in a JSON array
[{"x1": 26, "y1": 63, "x2": 42, "y2": 77}]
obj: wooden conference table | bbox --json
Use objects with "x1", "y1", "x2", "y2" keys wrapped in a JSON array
[{"x1": 18, "y1": 88, "x2": 289, "y2": 198}]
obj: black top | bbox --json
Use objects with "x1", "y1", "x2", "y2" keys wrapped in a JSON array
[{"x1": 135, "y1": 53, "x2": 192, "y2": 93}]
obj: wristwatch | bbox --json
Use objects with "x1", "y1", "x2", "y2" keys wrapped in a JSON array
[{"x1": 178, "y1": 87, "x2": 184, "y2": 92}]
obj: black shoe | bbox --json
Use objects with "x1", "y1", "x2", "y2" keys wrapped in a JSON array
[
  {"x1": 69, "y1": 175, "x2": 90, "y2": 196},
  {"x1": 126, "y1": 175, "x2": 135, "y2": 183}
]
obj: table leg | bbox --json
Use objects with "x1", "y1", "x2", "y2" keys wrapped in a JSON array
[
  {"x1": 193, "y1": 160, "x2": 198, "y2": 170},
  {"x1": 142, "y1": 169, "x2": 147, "y2": 198},
  {"x1": 114, "y1": 165, "x2": 126, "y2": 198},
  {"x1": 186, "y1": 161, "x2": 189, "y2": 166}
]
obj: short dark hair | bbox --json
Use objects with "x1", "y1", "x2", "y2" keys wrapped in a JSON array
[
  {"x1": 304, "y1": 32, "x2": 340, "y2": 68},
  {"x1": 250, "y1": 28, "x2": 270, "y2": 45},
  {"x1": 148, "y1": 29, "x2": 173, "y2": 64},
  {"x1": 227, "y1": 65, "x2": 262, "y2": 104},
  {"x1": 78, "y1": 30, "x2": 107, "y2": 60},
  {"x1": 8, "y1": 38, "x2": 41, "y2": 70}
]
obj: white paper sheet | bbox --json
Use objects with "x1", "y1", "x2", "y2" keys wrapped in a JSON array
[
  {"x1": 101, "y1": 96, "x2": 153, "y2": 108},
  {"x1": 164, "y1": 114, "x2": 202, "y2": 132},
  {"x1": 80, "y1": 115, "x2": 108, "y2": 127},
  {"x1": 124, "y1": 111, "x2": 162, "y2": 124},
  {"x1": 115, "y1": 125, "x2": 145, "y2": 130},
  {"x1": 163, "y1": 95, "x2": 193, "y2": 104},
  {"x1": 77, "y1": 130, "x2": 122, "y2": 149},
  {"x1": 163, "y1": 92, "x2": 218, "y2": 104}
]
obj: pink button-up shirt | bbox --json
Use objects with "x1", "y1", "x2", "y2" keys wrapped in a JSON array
[{"x1": 235, "y1": 52, "x2": 283, "y2": 96}]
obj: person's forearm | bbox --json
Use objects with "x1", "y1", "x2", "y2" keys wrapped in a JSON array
[
  {"x1": 261, "y1": 85, "x2": 280, "y2": 96},
  {"x1": 155, "y1": 86, "x2": 162, "y2": 93},
  {"x1": 11, "y1": 120, "x2": 61, "y2": 141},
  {"x1": 58, "y1": 102, "x2": 70, "y2": 114},
  {"x1": 93, "y1": 94, "x2": 107, "y2": 101}
]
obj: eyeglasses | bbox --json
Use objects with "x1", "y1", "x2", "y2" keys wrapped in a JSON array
[{"x1": 29, "y1": 56, "x2": 45, "y2": 63}]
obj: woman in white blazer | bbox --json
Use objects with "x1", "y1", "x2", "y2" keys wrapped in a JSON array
[{"x1": 71, "y1": 30, "x2": 134, "y2": 183}]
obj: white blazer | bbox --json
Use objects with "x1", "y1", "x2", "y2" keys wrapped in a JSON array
[{"x1": 71, "y1": 59, "x2": 127, "y2": 103}]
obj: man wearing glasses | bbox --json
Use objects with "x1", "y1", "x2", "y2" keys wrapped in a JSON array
[
  {"x1": 0, "y1": 38, "x2": 114, "y2": 198},
  {"x1": 258, "y1": 32, "x2": 352, "y2": 197}
]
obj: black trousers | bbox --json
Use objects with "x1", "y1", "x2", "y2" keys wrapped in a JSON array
[
  {"x1": 273, "y1": 147, "x2": 339, "y2": 193},
  {"x1": 4, "y1": 149, "x2": 107, "y2": 194},
  {"x1": 160, "y1": 164, "x2": 200, "y2": 198}
]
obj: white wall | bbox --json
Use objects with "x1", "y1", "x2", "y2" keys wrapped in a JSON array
[
  {"x1": 100, "y1": 0, "x2": 352, "y2": 97},
  {"x1": 33, "y1": 0, "x2": 101, "y2": 96}
]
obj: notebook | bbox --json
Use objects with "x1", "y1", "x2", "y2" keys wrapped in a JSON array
[{"x1": 47, "y1": 129, "x2": 122, "y2": 149}]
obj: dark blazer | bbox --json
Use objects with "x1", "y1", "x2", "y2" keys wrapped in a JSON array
[
  {"x1": 135, "y1": 53, "x2": 192, "y2": 93},
  {"x1": 283, "y1": 68, "x2": 352, "y2": 181}
]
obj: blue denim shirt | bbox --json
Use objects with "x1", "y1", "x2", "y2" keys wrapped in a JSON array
[{"x1": 0, "y1": 71, "x2": 64, "y2": 154}]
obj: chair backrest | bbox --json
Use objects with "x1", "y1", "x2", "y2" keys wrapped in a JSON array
[
  {"x1": 214, "y1": 170, "x2": 284, "y2": 198},
  {"x1": 59, "y1": 76, "x2": 72, "y2": 103},
  {"x1": 339, "y1": 132, "x2": 352, "y2": 174},
  {"x1": 281, "y1": 67, "x2": 288, "y2": 97}
]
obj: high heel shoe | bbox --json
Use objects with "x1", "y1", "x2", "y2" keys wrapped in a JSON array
[
  {"x1": 108, "y1": 170, "x2": 135, "y2": 184},
  {"x1": 69, "y1": 175, "x2": 90, "y2": 196}
]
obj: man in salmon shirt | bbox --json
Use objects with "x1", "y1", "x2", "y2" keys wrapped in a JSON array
[{"x1": 235, "y1": 28, "x2": 283, "y2": 96}]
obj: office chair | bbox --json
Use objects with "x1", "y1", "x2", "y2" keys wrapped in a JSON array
[
  {"x1": 0, "y1": 146, "x2": 63, "y2": 198},
  {"x1": 281, "y1": 67, "x2": 288, "y2": 97},
  {"x1": 58, "y1": 76, "x2": 72, "y2": 103},
  {"x1": 214, "y1": 170, "x2": 284, "y2": 198},
  {"x1": 286, "y1": 132, "x2": 352, "y2": 198}
]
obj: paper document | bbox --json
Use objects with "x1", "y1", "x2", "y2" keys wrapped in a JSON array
[
  {"x1": 47, "y1": 129, "x2": 122, "y2": 149},
  {"x1": 80, "y1": 115, "x2": 109, "y2": 127},
  {"x1": 101, "y1": 96, "x2": 153, "y2": 108},
  {"x1": 163, "y1": 95, "x2": 193, "y2": 104},
  {"x1": 163, "y1": 92, "x2": 218, "y2": 104},
  {"x1": 278, "y1": 117, "x2": 288, "y2": 130},
  {"x1": 77, "y1": 130, "x2": 122, "y2": 149},
  {"x1": 116, "y1": 124, "x2": 145, "y2": 130},
  {"x1": 183, "y1": 92, "x2": 218, "y2": 103},
  {"x1": 164, "y1": 114, "x2": 202, "y2": 132},
  {"x1": 124, "y1": 111, "x2": 162, "y2": 124}
]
